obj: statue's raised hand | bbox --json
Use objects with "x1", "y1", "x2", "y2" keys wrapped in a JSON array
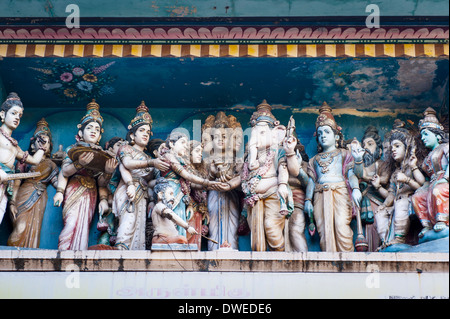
[
  {"x1": 283, "y1": 136, "x2": 297, "y2": 154},
  {"x1": 105, "y1": 158, "x2": 118, "y2": 174},
  {"x1": 350, "y1": 140, "x2": 365, "y2": 163}
]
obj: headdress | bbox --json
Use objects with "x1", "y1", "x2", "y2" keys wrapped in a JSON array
[
  {"x1": 315, "y1": 102, "x2": 342, "y2": 131},
  {"x1": 128, "y1": 101, "x2": 153, "y2": 131},
  {"x1": 250, "y1": 100, "x2": 279, "y2": 128},
  {"x1": 418, "y1": 107, "x2": 444, "y2": 132},
  {"x1": 78, "y1": 99, "x2": 104, "y2": 128},
  {"x1": 33, "y1": 118, "x2": 52, "y2": 139}
]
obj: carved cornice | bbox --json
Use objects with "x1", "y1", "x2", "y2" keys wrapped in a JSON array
[
  {"x1": 1, "y1": 25, "x2": 447, "y2": 58},
  {"x1": 0, "y1": 26, "x2": 448, "y2": 44}
]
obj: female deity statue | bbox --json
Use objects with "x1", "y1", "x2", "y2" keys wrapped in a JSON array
[
  {"x1": 7, "y1": 118, "x2": 59, "y2": 248},
  {"x1": 53, "y1": 100, "x2": 117, "y2": 250},
  {"x1": 184, "y1": 140, "x2": 209, "y2": 249},
  {"x1": 158, "y1": 131, "x2": 221, "y2": 239},
  {"x1": 304, "y1": 102, "x2": 362, "y2": 252},
  {"x1": 374, "y1": 127, "x2": 425, "y2": 247},
  {"x1": 411, "y1": 108, "x2": 449, "y2": 239},
  {"x1": 0, "y1": 93, "x2": 46, "y2": 226},
  {"x1": 113, "y1": 102, "x2": 169, "y2": 250},
  {"x1": 96, "y1": 136, "x2": 126, "y2": 246},
  {"x1": 202, "y1": 112, "x2": 243, "y2": 251}
]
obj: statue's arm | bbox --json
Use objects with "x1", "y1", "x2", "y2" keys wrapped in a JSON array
[{"x1": 16, "y1": 146, "x2": 45, "y2": 166}]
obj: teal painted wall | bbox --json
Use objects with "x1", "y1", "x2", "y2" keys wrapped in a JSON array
[
  {"x1": 0, "y1": 72, "x2": 5, "y2": 103},
  {"x1": 0, "y1": 0, "x2": 448, "y2": 18}
]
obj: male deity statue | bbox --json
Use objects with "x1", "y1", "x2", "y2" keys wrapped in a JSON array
[
  {"x1": 241, "y1": 100, "x2": 293, "y2": 251},
  {"x1": 151, "y1": 177, "x2": 198, "y2": 245},
  {"x1": 304, "y1": 102, "x2": 362, "y2": 252},
  {"x1": 0, "y1": 93, "x2": 46, "y2": 226},
  {"x1": 353, "y1": 126, "x2": 391, "y2": 250}
]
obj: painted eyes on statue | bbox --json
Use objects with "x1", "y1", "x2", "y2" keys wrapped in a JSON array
[
  {"x1": 138, "y1": 127, "x2": 150, "y2": 135},
  {"x1": 86, "y1": 123, "x2": 100, "y2": 133},
  {"x1": 9, "y1": 110, "x2": 22, "y2": 118}
]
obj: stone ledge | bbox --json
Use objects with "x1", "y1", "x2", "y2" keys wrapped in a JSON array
[{"x1": 0, "y1": 250, "x2": 448, "y2": 273}]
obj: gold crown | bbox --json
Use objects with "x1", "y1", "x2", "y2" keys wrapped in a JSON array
[
  {"x1": 34, "y1": 118, "x2": 51, "y2": 138},
  {"x1": 418, "y1": 107, "x2": 444, "y2": 131},
  {"x1": 79, "y1": 99, "x2": 104, "y2": 127},
  {"x1": 250, "y1": 100, "x2": 279, "y2": 127},
  {"x1": 315, "y1": 102, "x2": 341, "y2": 131}
]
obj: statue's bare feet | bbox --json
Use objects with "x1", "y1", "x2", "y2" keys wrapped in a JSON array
[
  {"x1": 433, "y1": 222, "x2": 448, "y2": 232},
  {"x1": 418, "y1": 227, "x2": 431, "y2": 238}
]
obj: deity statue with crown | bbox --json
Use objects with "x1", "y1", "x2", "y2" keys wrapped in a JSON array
[
  {"x1": 201, "y1": 111, "x2": 244, "y2": 251},
  {"x1": 411, "y1": 107, "x2": 449, "y2": 242},
  {"x1": 0, "y1": 93, "x2": 47, "y2": 227},
  {"x1": 304, "y1": 102, "x2": 363, "y2": 252},
  {"x1": 112, "y1": 101, "x2": 170, "y2": 250},
  {"x1": 53, "y1": 100, "x2": 118, "y2": 250},
  {"x1": 241, "y1": 100, "x2": 293, "y2": 252},
  {"x1": 7, "y1": 118, "x2": 59, "y2": 248}
]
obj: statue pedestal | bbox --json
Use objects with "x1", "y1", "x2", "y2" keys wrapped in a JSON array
[
  {"x1": 0, "y1": 249, "x2": 448, "y2": 298},
  {"x1": 151, "y1": 243, "x2": 198, "y2": 251},
  {"x1": 419, "y1": 227, "x2": 449, "y2": 245}
]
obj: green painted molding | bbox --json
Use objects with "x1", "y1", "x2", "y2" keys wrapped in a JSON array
[{"x1": 0, "y1": 0, "x2": 448, "y2": 18}]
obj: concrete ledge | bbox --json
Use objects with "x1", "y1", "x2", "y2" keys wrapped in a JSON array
[{"x1": 0, "y1": 250, "x2": 448, "y2": 273}]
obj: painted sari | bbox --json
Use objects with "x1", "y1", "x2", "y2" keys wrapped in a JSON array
[
  {"x1": 8, "y1": 159, "x2": 58, "y2": 248},
  {"x1": 113, "y1": 144, "x2": 153, "y2": 250}
]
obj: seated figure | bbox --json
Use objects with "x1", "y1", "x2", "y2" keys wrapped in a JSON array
[{"x1": 152, "y1": 178, "x2": 198, "y2": 246}]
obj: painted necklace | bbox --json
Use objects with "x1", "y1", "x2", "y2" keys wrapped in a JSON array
[
  {"x1": 0, "y1": 127, "x2": 18, "y2": 147},
  {"x1": 316, "y1": 149, "x2": 340, "y2": 174}
]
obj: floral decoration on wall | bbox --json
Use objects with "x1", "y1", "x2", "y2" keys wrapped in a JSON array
[{"x1": 30, "y1": 59, "x2": 116, "y2": 104}]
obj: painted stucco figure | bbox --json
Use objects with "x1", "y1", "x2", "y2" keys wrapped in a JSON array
[
  {"x1": 152, "y1": 177, "x2": 198, "y2": 245},
  {"x1": 113, "y1": 102, "x2": 169, "y2": 250},
  {"x1": 411, "y1": 108, "x2": 449, "y2": 239},
  {"x1": 242, "y1": 100, "x2": 292, "y2": 252},
  {"x1": 282, "y1": 116, "x2": 310, "y2": 252},
  {"x1": 375, "y1": 127, "x2": 424, "y2": 248},
  {"x1": 96, "y1": 136, "x2": 126, "y2": 246},
  {"x1": 158, "y1": 131, "x2": 221, "y2": 239},
  {"x1": 0, "y1": 93, "x2": 46, "y2": 226},
  {"x1": 7, "y1": 118, "x2": 59, "y2": 248},
  {"x1": 354, "y1": 126, "x2": 391, "y2": 250},
  {"x1": 202, "y1": 112, "x2": 243, "y2": 250},
  {"x1": 185, "y1": 140, "x2": 209, "y2": 250},
  {"x1": 53, "y1": 100, "x2": 116, "y2": 250},
  {"x1": 304, "y1": 102, "x2": 362, "y2": 252}
]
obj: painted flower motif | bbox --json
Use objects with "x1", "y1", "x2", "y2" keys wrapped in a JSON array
[
  {"x1": 33, "y1": 59, "x2": 116, "y2": 104},
  {"x1": 72, "y1": 67, "x2": 85, "y2": 76},
  {"x1": 64, "y1": 88, "x2": 77, "y2": 98},
  {"x1": 60, "y1": 72, "x2": 73, "y2": 82},
  {"x1": 77, "y1": 81, "x2": 93, "y2": 92},
  {"x1": 83, "y1": 73, "x2": 98, "y2": 83}
]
